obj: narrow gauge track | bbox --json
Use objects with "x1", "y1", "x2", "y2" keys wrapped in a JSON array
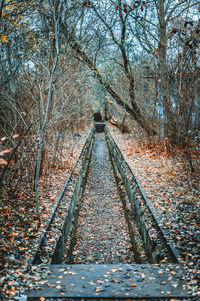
[
  {"x1": 29, "y1": 128, "x2": 95, "y2": 265},
  {"x1": 65, "y1": 130, "x2": 178, "y2": 265},
  {"x1": 31, "y1": 125, "x2": 179, "y2": 265},
  {"x1": 69, "y1": 132, "x2": 138, "y2": 264},
  {"x1": 105, "y1": 127, "x2": 180, "y2": 264},
  {"x1": 27, "y1": 125, "x2": 196, "y2": 300}
]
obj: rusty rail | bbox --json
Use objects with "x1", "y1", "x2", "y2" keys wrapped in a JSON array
[
  {"x1": 28, "y1": 128, "x2": 95, "y2": 265},
  {"x1": 105, "y1": 126, "x2": 180, "y2": 263}
]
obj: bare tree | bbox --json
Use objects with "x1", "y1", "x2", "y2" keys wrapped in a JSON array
[
  {"x1": 61, "y1": 1, "x2": 157, "y2": 135},
  {"x1": 34, "y1": 0, "x2": 63, "y2": 216}
]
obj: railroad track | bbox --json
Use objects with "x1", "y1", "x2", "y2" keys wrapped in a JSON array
[
  {"x1": 26, "y1": 124, "x2": 197, "y2": 300},
  {"x1": 105, "y1": 127, "x2": 180, "y2": 264},
  {"x1": 29, "y1": 128, "x2": 95, "y2": 265}
]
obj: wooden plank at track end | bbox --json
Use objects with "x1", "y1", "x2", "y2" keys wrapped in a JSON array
[{"x1": 26, "y1": 264, "x2": 194, "y2": 299}]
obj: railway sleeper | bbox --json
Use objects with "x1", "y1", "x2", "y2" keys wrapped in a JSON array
[{"x1": 26, "y1": 264, "x2": 196, "y2": 300}]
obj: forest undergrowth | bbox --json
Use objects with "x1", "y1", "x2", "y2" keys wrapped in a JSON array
[{"x1": 0, "y1": 127, "x2": 91, "y2": 299}]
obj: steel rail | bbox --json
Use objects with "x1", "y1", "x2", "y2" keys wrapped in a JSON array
[
  {"x1": 28, "y1": 128, "x2": 95, "y2": 265},
  {"x1": 105, "y1": 126, "x2": 180, "y2": 263}
]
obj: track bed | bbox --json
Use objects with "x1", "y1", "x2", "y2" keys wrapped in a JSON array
[
  {"x1": 26, "y1": 126, "x2": 197, "y2": 300},
  {"x1": 70, "y1": 133, "x2": 138, "y2": 264}
]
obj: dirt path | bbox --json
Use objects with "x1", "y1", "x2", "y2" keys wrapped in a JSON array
[{"x1": 72, "y1": 133, "x2": 136, "y2": 264}]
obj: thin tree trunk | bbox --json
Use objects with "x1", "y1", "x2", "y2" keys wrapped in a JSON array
[
  {"x1": 34, "y1": 0, "x2": 63, "y2": 216},
  {"x1": 0, "y1": 0, "x2": 5, "y2": 27},
  {"x1": 34, "y1": 55, "x2": 59, "y2": 216},
  {"x1": 158, "y1": 0, "x2": 177, "y2": 142}
]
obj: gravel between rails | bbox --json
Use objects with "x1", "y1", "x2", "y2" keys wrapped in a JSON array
[{"x1": 71, "y1": 132, "x2": 136, "y2": 264}]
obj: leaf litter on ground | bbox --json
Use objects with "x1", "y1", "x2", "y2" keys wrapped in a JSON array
[
  {"x1": 108, "y1": 124, "x2": 199, "y2": 296},
  {"x1": 0, "y1": 123, "x2": 199, "y2": 299},
  {"x1": 0, "y1": 127, "x2": 91, "y2": 300}
]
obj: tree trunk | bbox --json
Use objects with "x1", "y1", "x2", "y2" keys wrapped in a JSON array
[
  {"x1": 35, "y1": 1, "x2": 63, "y2": 216},
  {"x1": 34, "y1": 55, "x2": 59, "y2": 216},
  {"x1": 110, "y1": 115, "x2": 129, "y2": 133},
  {"x1": 62, "y1": 26, "x2": 157, "y2": 136},
  {"x1": 158, "y1": 0, "x2": 177, "y2": 143}
]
